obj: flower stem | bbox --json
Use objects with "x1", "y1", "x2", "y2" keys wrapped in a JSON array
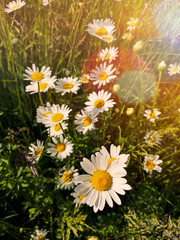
[
  {"x1": 152, "y1": 71, "x2": 162, "y2": 111},
  {"x1": 38, "y1": 83, "x2": 44, "y2": 106}
]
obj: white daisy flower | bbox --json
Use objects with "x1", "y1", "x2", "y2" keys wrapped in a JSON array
[
  {"x1": 167, "y1": 63, "x2": 180, "y2": 76},
  {"x1": 132, "y1": 40, "x2": 143, "y2": 52},
  {"x1": 86, "y1": 19, "x2": 116, "y2": 40},
  {"x1": 57, "y1": 166, "x2": 79, "y2": 190},
  {"x1": 122, "y1": 32, "x2": 133, "y2": 40},
  {"x1": 31, "y1": 229, "x2": 49, "y2": 240},
  {"x1": 99, "y1": 47, "x2": 118, "y2": 63},
  {"x1": 25, "y1": 76, "x2": 57, "y2": 94},
  {"x1": 80, "y1": 74, "x2": 90, "y2": 84},
  {"x1": 47, "y1": 136, "x2": 73, "y2": 160},
  {"x1": 29, "y1": 140, "x2": 44, "y2": 164},
  {"x1": 75, "y1": 109, "x2": 98, "y2": 134},
  {"x1": 74, "y1": 152, "x2": 131, "y2": 212},
  {"x1": 55, "y1": 77, "x2": 82, "y2": 96},
  {"x1": 23, "y1": 63, "x2": 51, "y2": 82},
  {"x1": 157, "y1": 61, "x2": 166, "y2": 71},
  {"x1": 45, "y1": 104, "x2": 72, "y2": 127},
  {"x1": 42, "y1": 0, "x2": 54, "y2": 6},
  {"x1": 127, "y1": 17, "x2": 139, "y2": 31},
  {"x1": 36, "y1": 102, "x2": 53, "y2": 126},
  {"x1": 5, "y1": 0, "x2": 26, "y2": 14},
  {"x1": 126, "y1": 107, "x2": 134, "y2": 116},
  {"x1": 102, "y1": 35, "x2": 115, "y2": 43},
  {"x1": 143, "y1": 155, "x2": 162, "y2": 174},
  {"x1": 100, "y1": 144, "x2": 129, "y2": 168},
  {"x1": 90, "y1": 62, "x2": 117, "y2": 88},
  {"x1": 48, "y1": 122, "x2": 68, "y2": 137},
  {"x1": 144, "y1": 131, "x2": 162, "y2": 146},
  {"x1": 71, "y1": 191, "x2": 86, "y2": 207},
  {"x1": 85, "y1": 90, "x2": 116, "y2": 115},
  {"x1": 143, "y1": 108, "x2": 161, "y2": 123}
]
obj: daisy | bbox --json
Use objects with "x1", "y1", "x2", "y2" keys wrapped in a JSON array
[
  {"x1": 71, "y1": 191, "x2": 86, "y2": 207},
  {"x1": 167, "y1": 63, "x2": 180, "y2": 75},
  {"x1": 48, "y1": 122, "x2": 68, "y2": 137},
  {"x1": 157, "y1": 61, "x2": 166, "y2": 71},
  {"x1": 45, "y1": 104, "x2": 72, "y2": 127},
  {"x1": 132, "y1": 40, "x2": 143, "y2": 52},
  {"x1": 23, "y1": 64, "x2": 51, "y2": 82},
  {"x1": 85, "y1": 90, "x2": 115, "y2": 115},
  {"x1": 90, "y1": 62, "x2": 117, "y2": 88},
  {"x1": 29, "y1": 140, "x2": 44, "y2": 164},
  {"x1": 42, "y1": 0, "x2": 54, "y2": 6},
  {"x1": 143, "y1": 108, "x2": 161, "y2": 123},
  {"x1": 143, "y1": 155, "x2": 162, "y2": 174},
  {"x1": 126, "y1": 107, "x2": 134, "y2": 116},
  {"x1": 74, "y1": 152, "x2": 131, "y2": 212},
  {"x1": 57, "y1": 166, "x2": 78, "y2": 190},
  {"x1": 31, "y1": 229, "x2": 49, "y2": 240},
  {"x1": 80, "y1": 74, "x2": 90, "y2": 84},
  {"x1": 55, "y1": 77, "x2": 82, "y2": 96},
  {"x1": 36, "y1": 102, "x2": 53, "y2": 126},
  {"x1": 144, "y1": 131, "x2": 161, "y2": 146},
  {"x1": 122, "y1": 32, "x2": 133, "y2": 40},
  {"x1": 75, "y1": 109, "x2": 98, "y2": 134},
  {"x1": 25, "y1": 76, "x2": 57, "y2": 94},
  {"x1": 47, "y1": 136, "x2": 73, "y2": 160},
  {"x1": 5, "y1": 0, "x2": 26, "y2": 14},
  {"x1": 100, "y1": 144, "x2": 129, "y2": 168},
  {"x1": 102, "y1": 35, "x2": 115, "y2": 43},
  {"x1": 86, "y1": 19, "x2": 116, "y2": 40},
  {"x1": 99, "y1": 47, "x2": 119, "y2": 63},
  {"x1": 127, "y1": 17, "x2": 139, "y2": 31}
]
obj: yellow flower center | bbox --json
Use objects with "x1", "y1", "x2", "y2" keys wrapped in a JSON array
[
  {"x1": 91, "y1": 170, "x2": 112, "y2": 191},
  {"x1": 82, "y1": 77, "x2": 88, "y2": 83},
  {"x1": 62, "y1": 171, "x2": 72, "y2": 183},
  {"x1": 99, "y1": 72, "x2": 108, "y2": 81},
  {"x1": 96, "y1": 28, "x2": 108, "y2": 37},
  {"x1": 43, "y1": 111, "x2": 53, "y2": 117},
  {"x1": 56, "y1": 143, "x2": 66, "y2": 152},
  {"x1": 106, "y1": 36, "x2": 113, "y2": 42},
  {"x1": 39, "y1": 83, "x2": 48, "y2": 90},
  {"x1": 130, "y1": 22, "x2": 137, "y2": 27},
  {"x1": 79, "y1": 194, "x2": 86, "y2": 200},
  {"x1": 51, "y1": 113, "x2": 64, "y2": 122},
  {"x1": 83, "y1": 117, "x2": 92, "y2": 126},
  {"x1": 38, "y1": 236, "x2": 45, "y2": 240},
  {"x1": 149, "y1": 112, "x2": 156, "y2": 119},
  {"x1": 150, "y1": 137, "x2": 156, "y2": 142},
  {"x1": 31, "y1": 72, "x2": 44, "y2": 81},
  {"x1": 35, "y1": 148, "x2": 42, "y2": 157},
  {"x1": 54, "y1": 124, "x2": 61, "y2": 131},
  {"x1": 105, "y1": 53, "x2": 111, "y2": 59},
  {"x1": 107, "y1": 157, "x2": 116, "y2": 166},
  {"x1": 145, "y1": 160, "x2": 155, "y2": 170},
  {"x1": 172, "y1": 67, "x2": 178, "y2": 73},
  {"x1": 127, "y1": 35, "x2": 131, "y2": 40},
  {"x1": 63, "y1": 83, "x2": 74, "y2": 89},
  {"x1": 94, "y1": 99, "x2": 105, "y2": 108}
]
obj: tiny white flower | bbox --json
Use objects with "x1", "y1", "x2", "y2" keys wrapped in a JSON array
[
  {"x1": 143, "y1": 155, "x2": 162, "y2": 174},
  {"x1": 55, "y1": 77, "x2": 82, "y2": 96},
  {"x1": 122, "y1": 32, "x2": 133, "y2": 40},
  {"x1": 31, "y1": 229, "x2": 49, "y2": 240},
  {"x1": 133, "y1": 40, "x2": 143, "y2": 52},
  {"x1": 57, "y1": 166, "x2": 79, "y2": 190},
  {"x1": 157, "y1": 61, "x2": 166, "y2": 71},
  {"x1": 167, "y1": 63, "x2": 180, "y2": 76},
  {"x1": 127, "y1": 17, "x2": 138, "y2": 31},
  {"x1": 29, "y1": 140, "x2": 44, "y2": 164},
  {"x1": 99, "y1": 47, "x2": 119, "y2": 63},
  {"x1": 80, "y1": 74, "x2": 90, "y2": 84},
  {"x1": 71, "y1": 191, "x2": 86, "y2": 207},
  {"x1": 42, "y1": 0, "x2": 54, "y2": 6},
  {"x1": 143, "y1": 108, "x2": 161, "y2": 123},
  {"x1": 24, "y1": 64, "x2": 51, "y2": 82},
  {"x1": 144, "y1": 131, "x2": 161, "y2": 146},
  {"x1": 126, "y1": 107, "x2": 134, "y2": 116},
  {"x1": 112, "y1": 84, "x2": 120, "y2": 93},
  {"x1": 5, "y1": 0, "x2": 26, "y2": 14}
]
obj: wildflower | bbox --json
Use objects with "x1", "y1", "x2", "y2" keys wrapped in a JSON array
[
  {"x1": 167, "y1": 63, "x2": 180, "y2": 76},
  {"x1": 85, "y1": 90, "x2": 116, "y2": 115},
  {"x1": 112, "y1": 84, "x2": 120, "y2": 93},
  {"x1": 122, "y1": 32, "x2": 133, "y2": 40},
  {"x1": 71, "y1": 191, "x2": 86, "y2": 207},
  {"x1": 31, "y1": 229, "x2": 49, "y2": 240},
  {"x1": 90, "y1": 62, "x2": 117, "y2": 88},
  {"x1": 88, "y1": 236, "x2": 100, "y2": 240},
  {"x1": 42, "y1": 0, "x2": 54, "y2": 6},
  {"x1": 47, "y1": 136, "x2": 73, "y2": 160},
  {"x1": 25, "y1": 76, "x2": 57, "y2": 94},
  {"x1": 157, "y1": 61, "x2": 166, "y2": 71},
  {"x1": 102, "y1": 35, "x2": 115, "y2": 43},
  {"x1": 144, "y1": 108, "x2": 161, "y2": 123},
  {"x1": 127, "y1": 17, "x2": 138, "y2": 31},
  {"x1": 144, "y1": 131, "x2": 161, "y2": 146},
  {"x1": 57, "y1": 166, "x2": 78, "y2": 190},
  {"x1": 5, "y1": 0, "x2": 26, "y2": 14},
  {"x1": 24, "y1": 64, "x2": 51, "y2": 82},
  {"x1": 36, "y1": 102, "x2": 53, "y2": 126},
  {"x1": 55, "y1": 77, "x2": 82, "y2": 96},
  {"x1": 74, "y1": 152, "x2": 131, "y2": 212},
  {"x1": 100, "y1": 144, "x2": 129, "y2": 168},
  {"x1": 86, "y1": 19, "x2": 116, "y2": 40},
  {"x1": 143, "y1": 155, "x2": 162, "y2": 174},
  {"x1": 48, "y1": 121, "x2": 68, "y2": 137},
  {"x1": 29, "y1": 140, "x2": 44, "y2": 163},
  {"x1": 99, "y1": 47, "x2": 119, "y2": 63},
  {"x1": 126, "y1": 107, "x2": 134, "y2": 116},
  {"x1": 75, "y1": 109, "x2": 98, "y2": 134},
  {"x1": 133, "y1": 40, "x2": 143, "y2": 52},
  {"x1": 80, "y1": 74, "x2": 90, "y2": 84}
]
